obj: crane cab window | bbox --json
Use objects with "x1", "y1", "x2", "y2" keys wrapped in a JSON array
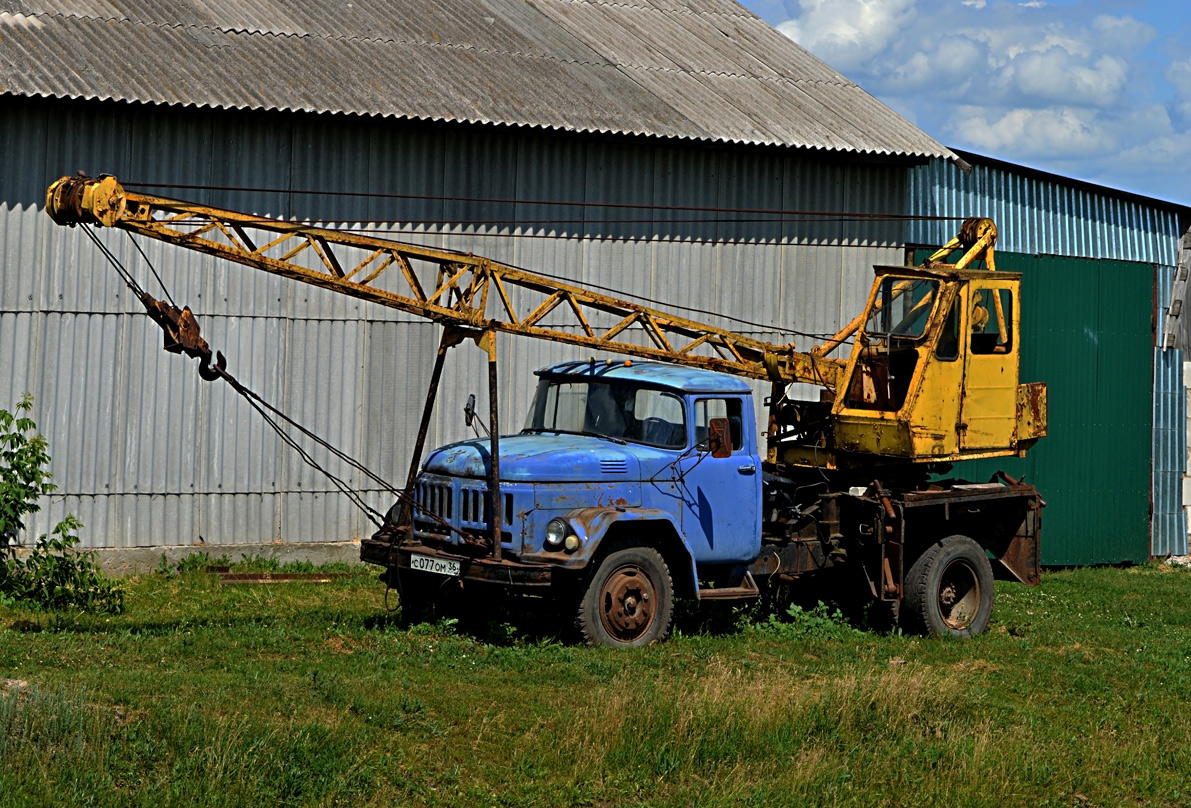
[
  {"x1": 970, "y1": 288, "x2": 1013, "y2": 354},
  {"x1": 694, "y1": 398, "x2": 744, "y2": 452},
  {"x1": 936, "y1": 299, "x2": 960, "y2": 361},
  {"x1": 847, "y1": 277, "x2": 938, "y2": 411},
  {"x1": 865, "y1": 278, "x2": 939, "y2": 339}
]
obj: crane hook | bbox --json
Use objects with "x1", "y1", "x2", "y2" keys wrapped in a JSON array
[{"x1": 136, "y1": 291, "x2": 226, "y2": 381}]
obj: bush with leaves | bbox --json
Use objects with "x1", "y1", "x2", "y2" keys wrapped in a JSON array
[
  {"x1": 0, "y1": 394, "x2": 55, "y2": 542},
  {"x1": 0, "y1": 396, "x2": 124, "y2": 614},
  {"x1": 0, "y1": 515, "x2": 124, "y2": 614}
]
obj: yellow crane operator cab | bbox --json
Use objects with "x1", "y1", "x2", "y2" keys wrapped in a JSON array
[{"x1": 830, "y1": 266, "x2": 1041, "y2": 461}]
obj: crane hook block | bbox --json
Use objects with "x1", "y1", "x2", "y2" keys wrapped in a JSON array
[
  {"x1": 138, "y1": 291, "x2": 226, "y2": 382},
  {"x1": 46, "y1": 173, "x2": 127, "y2": 227}
]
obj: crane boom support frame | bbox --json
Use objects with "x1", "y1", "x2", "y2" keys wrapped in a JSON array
[{"x1": 47, "y1": 175, "x2": 843, "y2": 388}]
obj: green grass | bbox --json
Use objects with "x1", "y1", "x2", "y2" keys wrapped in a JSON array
[{"x1": 3, "y1": 563, "x2": 1191, "y2": 807}]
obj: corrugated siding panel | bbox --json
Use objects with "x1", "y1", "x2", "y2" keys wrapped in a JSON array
[
  {"x1": 908, "y1": 159, "x2": 1182, "y2": 265},
  {"x1": 3, "y1": 96, "x2": 907, "y2": 549},
  {"x1": 1153, "y1": 264, "x2": 1187, "y2": 555}
]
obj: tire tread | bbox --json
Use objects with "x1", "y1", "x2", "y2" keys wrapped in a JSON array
[{"x1": 576, "y1": 539, "x2": 674, "y2": 648}]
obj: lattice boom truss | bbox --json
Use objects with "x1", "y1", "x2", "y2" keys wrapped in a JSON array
[{"x1": 48, "y1": 175, "x2": 844, "y2": 388}]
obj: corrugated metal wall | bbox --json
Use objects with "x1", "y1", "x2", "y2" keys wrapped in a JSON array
[
  {"x1": 910, "y1": 159, "x2": 1188, "y2": 559},
  {"x1": 1, "y1": 96, "x2": 907, "y2": 549},
  {"x1": 908, "y1": 161, "x2": 1182, "y2": 264},
  {"x1": 1154, "y1": 264, "x2": 1186, "y2": 556}
]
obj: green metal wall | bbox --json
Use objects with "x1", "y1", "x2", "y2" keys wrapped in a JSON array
[{"x1": 918, "y1": 251, "x2": 1155, "y2": 565}]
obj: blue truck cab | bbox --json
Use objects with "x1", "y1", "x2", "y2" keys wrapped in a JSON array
[{"x1": 373, "y1": 359, "x2": 764, "y2": 645}]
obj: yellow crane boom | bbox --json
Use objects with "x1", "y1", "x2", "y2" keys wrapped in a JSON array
[{"x1": 46, "y1": 174, "x2": 843, "y2": 388}]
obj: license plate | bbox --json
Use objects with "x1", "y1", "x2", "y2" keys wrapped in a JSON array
[{"x1": 409, "y1": 553, "x2": 460, "y2": 577}]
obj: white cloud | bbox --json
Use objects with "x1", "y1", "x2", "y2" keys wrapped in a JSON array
[
  {"x1": 953, "y1": 106, "x2": 1115, "y2": 157},
  {"x1": 770, "y1": 0, "x2": 1191, "y2": 201},
  {"x1": 1166, "y1": 59, "x2": 1191, "y2": 124},
  {"x1": 1117, "y1": 131, "x2": 1191, "y2": 167},
  {"x1": 999, "y1": 50, "x2": 1130, "y2": 106},
  {"x1": 1168, "y1": 60, "x2": 1191, "y2": 94},
  {"x1": 776, "y1": 0, "x2": 916, "y2": 73},
  {"x1": 1090, "y1": 14, "x2": 1157, "y2": 50},
  {"x1": 884, "y1": 37, "x2": 986, "y2": 95}
]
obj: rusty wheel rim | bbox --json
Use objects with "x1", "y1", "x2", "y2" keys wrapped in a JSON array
[
  {"x1": 598, "y1": 563, "x2": 656, "y2": 643},
  {"x1": 937, "y1": 558, "x2": 981, "y2": 631}
]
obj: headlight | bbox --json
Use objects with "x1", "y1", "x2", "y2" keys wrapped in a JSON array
[
  {"x1": 544, "y1": 518, "x2": 568, "y2": 548},
  {"x1": 564, "y1": 534, "x2": 580, "y2": 552}
]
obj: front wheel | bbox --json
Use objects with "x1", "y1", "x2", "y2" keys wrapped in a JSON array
[
  {"x1": 577, "y1": 544, "x2": 674, "y2": 648},
  {"x1": 903, "y1": 535, "x2": 995, "y2": 638}
]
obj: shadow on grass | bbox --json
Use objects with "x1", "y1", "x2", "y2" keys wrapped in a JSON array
[
  {"x1": 363, "y1": 587, "x2": 573, "y2": 647},
  {"x1": 368, "y1": 571, "x2": 891, "y2": 648}
]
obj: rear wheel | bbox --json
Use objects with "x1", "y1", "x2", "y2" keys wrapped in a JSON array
[
  {"x1": 577, "y1": 544, "x2": 674, "y2": 648},
  {"x1": 903, "y1": 535, "x2": 995, "y2": 638}
]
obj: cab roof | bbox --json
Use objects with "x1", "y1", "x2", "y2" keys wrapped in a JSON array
[{"x1": 536, "y1": 360, "x2": 753, "y2": 395}]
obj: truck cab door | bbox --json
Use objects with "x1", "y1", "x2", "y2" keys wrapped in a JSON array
[
  {"x1": 677, "y1": 397, "x2": 762, "y2": 563},
  {"x1": 960, "y1": 281, "x2": 1019, "y2": 450}
]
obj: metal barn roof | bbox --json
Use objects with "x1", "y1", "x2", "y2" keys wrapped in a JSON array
[{"x1": 0, "y1": 0, "x2": 959, "y2": 162}]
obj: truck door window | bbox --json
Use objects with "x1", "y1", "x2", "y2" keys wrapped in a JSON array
[
  {"x1": 629, "y1": 389, "x2": 686, "y2": 448},
  {"x1": 970, "y1": 288, "x2": 1013, "y2": 354},
  {"x1": 694, "y1": 399, "x2": 743, "y2": 451}
]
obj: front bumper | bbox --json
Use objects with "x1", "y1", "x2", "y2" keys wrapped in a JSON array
[{"x1": 360, "y1": 537, "x2": 555, "y2": 588}]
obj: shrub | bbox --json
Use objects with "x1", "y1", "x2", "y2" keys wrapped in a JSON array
[
  {"x1": 0, "y1": 396, "x2": 124, "y2": 614},
  {"x1": 0, "y1": 516, "x2": 124, "y2": 614},
  {"x1": 0, "y1": 394, "x2": 55, "y2": 542},
  {"x1": 746, "y1": 601, "x2": 858, "y2": 641}
]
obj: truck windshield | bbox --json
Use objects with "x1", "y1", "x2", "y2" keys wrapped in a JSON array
[
  {"x1": 864, "y1": 278, "x2": 940, "y2": 339},
  {"x1": 523, "y1": 379, "x2": 687, "y2": 449}
]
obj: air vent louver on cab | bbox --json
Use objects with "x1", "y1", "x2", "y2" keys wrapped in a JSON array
[{"x1": 600, "y1": 459, "x2": 629, "y2": 474}]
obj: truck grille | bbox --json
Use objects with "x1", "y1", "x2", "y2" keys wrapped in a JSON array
[
  {"x1": 414, "y1": 480, "x2": 512, "y2": 529},
  {"x1": 414, "y1": 482, "x2": 453, "y2": 523}
]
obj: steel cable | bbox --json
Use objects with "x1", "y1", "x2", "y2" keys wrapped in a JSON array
[
  {"x1": 82, "y1": 227, "x2": 480, "y2": 538},
  {"x1": 120, "y1": 179, "x2": 966, "y2": 221}
]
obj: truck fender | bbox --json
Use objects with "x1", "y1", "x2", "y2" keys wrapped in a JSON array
[{"x1": 564, "y1": 507, "x2": 700, "y2": 598}]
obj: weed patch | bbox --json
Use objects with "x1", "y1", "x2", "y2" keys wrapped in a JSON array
[{"x1": 745, "y1": 600, "x2": 861, "y2": 640}]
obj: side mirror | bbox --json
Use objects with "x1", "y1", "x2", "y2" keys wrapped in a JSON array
[
  {"x1": 707, "y1": 417, "x2": 732, "y2": 459},
  {"x1": 464, "y1": 393, "x2": 477, "y2": 428}
]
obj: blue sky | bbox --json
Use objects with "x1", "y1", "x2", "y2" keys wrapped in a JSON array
[{"x1": 741, "y1": 0, "x2": 1191, "y2": 205}]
